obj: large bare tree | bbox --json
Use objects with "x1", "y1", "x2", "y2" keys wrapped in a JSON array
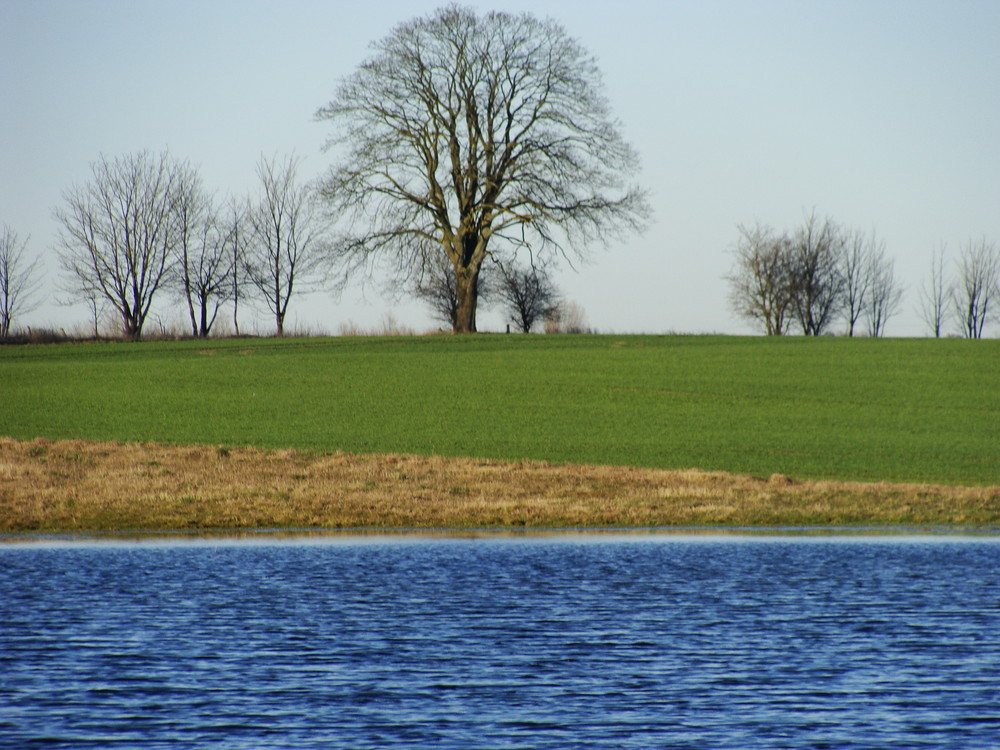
[
  {"x1": 55, "y1": 151, "x2": 185, "y2": 340},
  {"x1": 953, "y1": 237, "x2": 999, "y2": 339},
  {"x1": 316, "y1": 6, "x2": 649, "y2": 333},
  {"x1": 0, "y1": 225, "x2": 43, "y2": 337},
  {"x1": 244, "y1": 155, "x2": 325, "y2": 336},
  {"x1": 726, "y1": 223, "x2": 795, "y2": 335}
]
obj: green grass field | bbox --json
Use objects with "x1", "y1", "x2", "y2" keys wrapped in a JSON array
[{"x1": 2, "y1": 335, "x2": 997, "y2": 486}]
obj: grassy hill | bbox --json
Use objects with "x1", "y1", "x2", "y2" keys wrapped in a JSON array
[{"x1": 2, "y1": 334, "x2": 997, "y2": 486}]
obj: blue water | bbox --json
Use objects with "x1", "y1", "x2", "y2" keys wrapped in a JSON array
[{"x1": 2, "y1": 534, "x2": 999, "y2": 749}]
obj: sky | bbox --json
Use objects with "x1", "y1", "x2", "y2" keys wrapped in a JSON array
[{"x1": 2, "y1": 0, "x2": 999, "y2": 337}]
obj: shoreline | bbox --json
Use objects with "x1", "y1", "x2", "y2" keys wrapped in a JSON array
[
  {"x1": 2, "y1": 437, "x2": 999, "y2": 533},
  {"x1": 5, "y1": 526, "x2": 1000, "y2": 547}
]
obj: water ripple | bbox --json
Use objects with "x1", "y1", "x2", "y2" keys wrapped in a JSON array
[{"x1": 2, "y1": 537, "x2": 999, "y2": 748}]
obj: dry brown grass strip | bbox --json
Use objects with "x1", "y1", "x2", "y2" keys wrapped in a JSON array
[{"x1": 2, "y1": 437, "x2": 998, "y2": 532}]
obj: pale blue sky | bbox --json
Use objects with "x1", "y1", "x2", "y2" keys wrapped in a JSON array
[{"x1": 3, "y1": 0, "x2": 998, "y2": 335}]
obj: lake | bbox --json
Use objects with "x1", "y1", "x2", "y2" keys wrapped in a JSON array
[{"x1": 2, "y1": 533, "x2": 999, "y2": 748}]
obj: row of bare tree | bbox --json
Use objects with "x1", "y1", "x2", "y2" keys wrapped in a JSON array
[
  {"x1": 4, "y1": 145, "x2": 566, "y2": 340},
  {"x1": 727, "y1": 214, "x2": 999, "y2": 338},
  {"x1": 919, "y1": 240, "x2": 1000, "y2": 339},
  {"x1": 4, "y1": 8, "x2": 996, "y2": 340},
  {"x1": 51, "y1": 148, "x2": 568, "y2": 339},
  {"x1": 52, "y1": 151, "x2": 325, "y2": 340},
  {"x1": 3, "y1": 153, "x2": 569, "y2": 340}
]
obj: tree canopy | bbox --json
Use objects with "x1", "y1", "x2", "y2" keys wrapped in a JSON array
[{"x1": 316, "y1": 5, "x2": 649, "y2": 332}]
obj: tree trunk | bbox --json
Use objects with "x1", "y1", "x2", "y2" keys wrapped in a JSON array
[
  {"x1": 120, "y1": 303, "x2": 142, "y2": 341},
  {"x1": 183, "y1": 275, "x2": 198, "y2": 337},
  {"x1": 123, "y1": 317, "x2": 142, "y2": 341},
  {"x1": 453, "y1": 266, "x2": 480, "y2": 333},
  {"x1": 199, "y1": 297, "x2": 209, "y2": 338},
  {"x1": 89, "y1": 297, "x2": 99, "y2": 338}
]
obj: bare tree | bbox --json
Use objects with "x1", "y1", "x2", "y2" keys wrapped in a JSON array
[
  {"x1": 244, "y1": 155, "x2": 325, "y2": 336},
  {"x1": 919, "y1": 245, "x2": 949, "y2": 338},
  {"x1": 55, "y1": 151, "x2": 185, "y2": 340},
  {"x1": 80, "y1": 282, "x2": 106, "y2": 339},
  {"x1": 171, "y1": 164, "x2": 233, "y2": 337},
  {"x1": 953, "y1": 237, "x2": 999, "y2": 339},
  {"x1": 177, "y1": 201, "x2": 238, "y2": 338},
  {"x1": 218, "y1": 197, "x2": 251, "y2": 337},
  {"x1": 726, "y1": 223, "x2": 795, "y2": 335},
  {"x1": 788, "y1": 213, "x2": 845, "y2": 336},
  {"x1": 415, "y1": 259, "x2": 460, "y2": 329},
  {"x1": 864, "y1": 246, "x2": 904, "y2": 337},
  {"x1": 842, "y1": 230, "x2": 873, "y2": 337},
  {"x1": 496, "y1": 262, "x2": 561, "y2": 333},
  {"x1": 316, "y1": 6, "x2": 649, "y2": 333},
  {"x1": 0, "y1": 225, "x2": 44, "y2": 337}
]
